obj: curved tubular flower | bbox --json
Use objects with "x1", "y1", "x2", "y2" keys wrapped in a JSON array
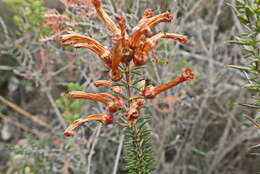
[
  {"x1": 109, "y1": 15, "x2": 131, "y2": 81},
  {"x1": 134, "y1": 32, "x2": 188, "y2": 66},
  {"x1": 61, "y1": 33, "x2": 106, "y2": 50},
  {"x1": 68, "y1": 91, "x2": 125, "y2": 115},
  {"x1": 129, "y1": 11, "x2": 172, "y2": 48},
  {"x1": 146, "y1": 12, "x2": 173, "y2": 28},
  {"x1": 142, "y1": 32, "x2": 188, "y2": 52},
  {"x1": 61, "y1": 33, "x2": 111, "y2": 63},
  {"x1": 68, "y1": 91, "x2": 110, "y2": 105},
  {"x1": 94, "y1": 80, "x2": 124, "y2": 94},
  {"x1": 110, "y1": 35, "x2": 124, "y2": 81},
  {"x1": 115, "y1": 15, "x2": 129, "y2": 47},
  {"x1": 68, "y1": 90, "x2": 125, "y2": 116},
  {"x1": 64, "y1": 113, "x2": 113, "y2": 136},
  {"x1": 143, "y1": 69, "x2": 194, "y2": 99},
  {"x1": 91, "y1": 0, "x2": 121, "y2": 35},
  {"x1": 161, "y1": 33, "x2": 188, "y2": 44}
]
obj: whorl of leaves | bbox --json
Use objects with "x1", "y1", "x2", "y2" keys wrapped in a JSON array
[{"x1": 123, "y1": 116, "x2": 155, "y2": 174}]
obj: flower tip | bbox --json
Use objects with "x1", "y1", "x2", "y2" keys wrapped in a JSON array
[
  {"x1": 182, "y1": 69, "x2": 194, "y2": 80},
  {"x1": 164, "y1": 12, "x2": 173, "y2": 22},
  {"x1": 137, "y1": 99, "x2": 145, "y2": 106},
  {"x1": 133, "y1": 56, "x2": 147, "y2": 66},
  {"x1": 142, "y1": 85, "x2": 156, "y2": 99},
  {"x1": 64, "y1": 131, "x2": 75, "y2": 136},
  {"x1": 92, "y1": 0, "x2": 101, "y2": 7},
  {"x1": 67, "y1": 91, "x2": 80, "y2": 98},
  {"x1": 104, "y1": 115, "x2": 114, "y2": 125},
  {"x1": 109, "y1": 70, "x2": 123, "y2": 81},
  {"x1": 180, "y1": 36, "x2": 188, "y2": 44},
  {"x1": 143, "y1": 8, "x2": 153, "y2": 18}
]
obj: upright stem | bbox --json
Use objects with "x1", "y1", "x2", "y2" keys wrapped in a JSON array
[
  {"x1": 125, "y1": 62, "x2": 132, "y2": 106},
  {"x1": 125, "y1": 62, "x2": 136, "y2": 127}
]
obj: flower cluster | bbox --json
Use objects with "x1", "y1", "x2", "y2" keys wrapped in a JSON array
[{"x1": 62, "y1": 0, "x2": 194, "y2": 136}]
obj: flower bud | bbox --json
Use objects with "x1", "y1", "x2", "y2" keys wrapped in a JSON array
[
  {"x1": 108, "y1": 99, "x2": 126, "y2": 114},
  {"x1": 111, "y1": 86, "x2": 124, "y2": 94},
  {"x1": 109, "y1": 69, "x2": 123, "y2": 81},
  {"x1": 126, "y1": 102, "x2": 141, "y2": 120}
]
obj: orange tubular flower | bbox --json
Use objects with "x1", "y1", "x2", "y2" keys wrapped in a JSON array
[
  {"x1": 142, "y1": 32, "x2": 188, "y2": 52},
  {"x1": 129, "y1": 10, "x2": 172, "y2": 48},
  {"x1": 61, "y1": 33, "x2": 111, "y2": 64},
  {"x1": 143, "y1": 69, "x2": 194, "y2": 99},
  {"x1": 68, "y1": 91, "x2": 110, "y2": 105},
  {"x1": 134, "y1": 32, "x2": 188, "y2": 66},
  {"x1": 115, "y1": 15, "x2": 129, "y2": 47},
  {"x1": 68, "y1": 91, "x2": 125, "y2": 114},
  {"x1": 64, "y1": 113, "x2": 114, "y2": 136},
  {"x1": 92, "y1": 0, "x2": 121, "y2": 35},
  {"x1": 146, "y1": 12, "x2": 172, "y2": 28},
  {"x1": 109, "y1": 35, "x2": 124, "y2": 81},
  {"x1": 109, "y1": 16, "x2": 130, "y2": 81},
  {"x1": 94, "y1": 80, "x2": 124, "y2": 94},
  {"x1": 161, "y1": 33, "x2": 188, "y2": 44}
]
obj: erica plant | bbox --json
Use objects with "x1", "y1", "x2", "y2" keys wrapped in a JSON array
[
  {"x1": 58, "y1": 0, "x2": 194, "y2": 173},
  {"x1": 230, "y1": 0, "x2": 260, "y2": 149}
]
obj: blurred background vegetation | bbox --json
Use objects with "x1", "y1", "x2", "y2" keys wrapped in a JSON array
[{"x1": 0, "y1": 0, "x2": 259, "y2": 173}]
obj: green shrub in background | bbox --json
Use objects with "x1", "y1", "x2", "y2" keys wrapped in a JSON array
[
  {"x1": 230, "y1": 0, "x2": 260, "y2": 110},
  {"x1": 56, "y1": 83, "x2": 85, "y2": 123},
  {"x1": 3, "y1": 0, "x2": 45, "y2": 34}
]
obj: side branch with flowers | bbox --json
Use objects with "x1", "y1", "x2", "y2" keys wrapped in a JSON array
[{"x1": 59, "y1": 0, "x2": 194, "y2": 173}]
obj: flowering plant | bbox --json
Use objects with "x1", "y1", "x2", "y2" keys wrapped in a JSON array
[{"x1": 58, "y1": 0, "x2": 194, "y2": 172}]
